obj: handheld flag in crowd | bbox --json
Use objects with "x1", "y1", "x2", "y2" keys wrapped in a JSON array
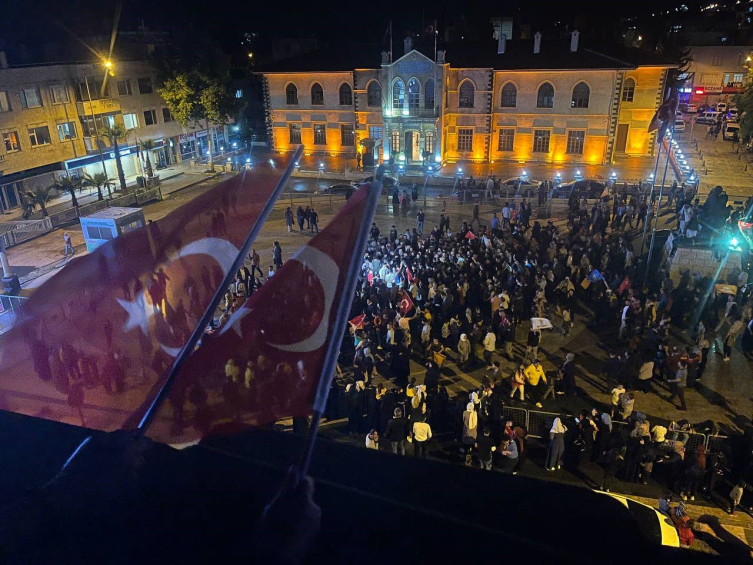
[
  {"x1": 0, "y1": 157, "x2": 292, "y2": 432},
  {"x1": 399, "y1": 290, "x2": 414, "y2": 315},
  {"x1": 146, "y1": 184, "x2": 379, "y2": 444},
  {"x1": 530, "y1": 318, "x2": 554, "y2": 331},
  {"x1": 349, "y1": 314, "x2": 366, "y2": 331},
  {"x1": 464, "y1": 231, "x2": 477, "y2": 240}
]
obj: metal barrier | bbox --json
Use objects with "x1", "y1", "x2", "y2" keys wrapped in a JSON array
[
  {"x1": 0, "y1": 295, "x2": 28, "y2": 334},
  {"x1": 706, "y1": 434, "x2": 730, "y2": 454},
  {"x1": 49, "y1": 207, "x2": 79, "y2": 228},
  {"x1": 527, "y1": 409, "x2": 561, "y2": 438},
  {"x1": 501, "y1": 406, "x2": 527, "y2": 428},
  {"x1": 109, "y1": 193, "x2": 137, "y2": 207},
  {"x1": 77, "y1": 200, "x2": 109, "y2": 217},
  {"x1": 135, "y1": 188, "x2": 162, "y2": 205}
]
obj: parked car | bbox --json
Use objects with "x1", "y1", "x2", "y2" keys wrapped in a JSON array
[
  {"x1": 674, "y1": 118, "x2": 686, "y2": 133},
  {"x1": 499, "y1": 177, "x2": 543, "y2": 197},
  {"x1": 598, "y1": 493, "x2": 679, "y2": 548},
  {"x1": 695, "y1": 110, "x2": 723, "y2": 125},
  {"x1": 727, "y1": 108, "x2": 739, "y2": 122},
  {"x1": 315, "y1": 183, "x2": 358, "y2": 198},
  {"x1": 723, "y1": 122, "x2": 740, "y2": 141},
  {"x1": 679, "y1": 103, "x2": 698, "y2": 113},
  {"x1": 716, "y1": 102, "x2": 728, "y2": 113},
  {"x1": 550, "y1": 179, "x2": 607, "y2": 200},
  {"x1": 356, "y1": 175, "x2": 399, "y2": 189}
]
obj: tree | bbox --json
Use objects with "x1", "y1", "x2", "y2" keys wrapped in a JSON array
[
  {"x1": 83, "y1": 172, "x2": 114, "y2": 201},
  {"x1": 52, "y1": 176, "x2": 83, "y2": 209},
  {"x1": 139, "y1": 139, "x2": 155, "y2": 178},
  {"x1": 101, "y1": 123, "x2": 129, "y2": 192},
  {"x1": 156, "y1": 33, "x2": 243, "y2": 173},
  {"x1": 23, "y1": 186, "x2": 52, "y2": 217},
  {"x1": 733, "y1": 86, "x2": 753, "y2": 141}
]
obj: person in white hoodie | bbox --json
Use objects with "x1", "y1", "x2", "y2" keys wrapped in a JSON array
[
  {"x1": 546, "y1": 417, "x2": 567, "y2": 471},
  {"x1": 462, "y1": 402, "x2": 478, "y2": 465}
]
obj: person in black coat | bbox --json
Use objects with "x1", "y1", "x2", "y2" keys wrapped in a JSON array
[
  {"x1": 424, "y1": 360, "x2": 440, "y2": 394},
  {"x1": 379, "y1": 389, "x2": 397, "y2": 433},
  {"x1": 346, "y1": 381, "x2": 365, "y2": 434},
  {"x1": 562, "y1": 353, "x2": 576, "y2": 395},
  {"x1": 623, "y1": 435, "x2": 645, "y2": 483}
]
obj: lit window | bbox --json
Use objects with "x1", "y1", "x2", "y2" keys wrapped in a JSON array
[
  {"x1": 532, "y1": 130, "x2": 550, "y2": 153},
  {"x1": 341, "y1": 124, "x2": 355, "y2": 146},
  {"x1": 498, "y1": 129, "x2": 515, "y2": 151},
  {"x1": 289, "y1": 123, "x2": 301, "y2": 144},
  {"x1": 311, "y1": 83, "x2": 324, "y2": 105},
  {"x1": 425, "y1": 131, "x2": 435, "y2": 154},
  {"x1": 339, "y1": 84, "x2": 353, "y2": 106},
  {"x1": 392, "y1": 79, "x2": 405, "y2": 109},
  {"x1": 3, "y1": 131, "x2": 20, "y2": 152},
  {"x1": 458, "y1": 128, "x2": 473, "y2": 151},
  {"x1": 20, "y1": 87, "x2": 42, "y2": 109},
  {"x1": 123, "y1": 113, "x2": 139, "y2": 129},
  {"x1": 408, "y1": 78, "x2": 420, "y2": 110},
  {"x1": 367, "y1": 81, "x2": 381, "y2": 107},
  {"x1": 501, "y1": 83, "x2": 517, "y2": 108},
  {"x1": 143, "y1": 109, "x2": 157, "y2": 126},
  {"x1": 571, "y1": 82, "x2": 590, "y2": 108},
  {"x1": 622, "y1": 78, "x2": 635, "y2": 102},
  {"x1": 117, "y1": 80, "x2": 133, "y2": 96},
  {"x1": 235, "y1": 89, "x2": 243, "y2": 99},
  {"x1": 391, "y1": 130, "x2": 401, "y2": 153},
  {"x1": 313, "y1": 123, "x2": 326, "y2": 144},
  {"x1": 459, "y1": 81, "x2": 475, "y2": 108},
  {"x1": 50, "y1": 85, "x2": 70, "y2": 104},
  {"x1": 369, "y1": 126, "x2": 383, "y2": 139},
  {"x1": 57, "y1": 121, "x2": 77, "y2": 141},
  {"x1": 286, "y1": 84, "x2": 299, "y2": 105},
  {"x1": 28, "y1": 125, "x2": 51, "y2": 147},
  {"x1": 536, "y1": 83, "x2": 554, "y2": 108},
  {"x1": 566, "y1": 130, "x2": 585, "y2": 154}
]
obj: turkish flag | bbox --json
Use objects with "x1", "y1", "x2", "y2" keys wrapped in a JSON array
[
  {"x1": 464, "y1": 231, "x2": 477, "y2": 240},
  {"x1": 145, "y1": 185, "x2": 377, "y2": 444},
  {"x1": 399, "y1": 290, "x2": 414, "y2": 315},
  {"x1": 0, "y1": 157, "x2": 292, "y2": 432},
  {"x1": 349, "y1": 314, "x2": 366, "y2": 331}
]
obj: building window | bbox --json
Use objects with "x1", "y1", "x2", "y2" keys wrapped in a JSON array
[
  {"x1": 235, "y1": 89, "x2": 243, "y2": 99},
  {"x1": 50, "y1": 85, "x2": 69, "y2": 104},
  {"x1": 393, "y1": 79, "x2": 405, "y2": 109},
  {"x1": 566, "y1": 130, "x2": 585, "y2": 154},
  {"x1": 3, "y1": 131, "x2": 20, "y2": 152},
  {"x1": 408, "y1": 78, "x2": 420, "y2": 110},
  {"x1": 571, "y1": 82, "x2": 590, "y2": 108},
  {"x1": 311, "y1": 83, "x2": 324, "y2": 105},
  {"x1": 339, "y1": 84, "x2": 353, "y2": 106},
  {"x1": 28, "y1": 125, "x2": 51, "y2": 147},
  {"x1": 425, "y1": 79, "x2": 435, "y2": 108},
  {"x1": 286, "y1": 83, "x2": 299, "y2": 105},
  {"x1": 711, "y1": 54, "x2": 723, "y2": 66},
  {"x1": 425, "y1": 131, "x2": 435, "y2": 154},
  {"x1": 289, "y1": 123, "x2": 301, "y2": 144},
  {"x1": 391, "y1": 130, "x2": 401, "y2": 153},
  {"x1": 369, "y1": 126, "x2": 382, "y2": 139},
  {"x1": 79, "y1": 115, "x2": 114, "y2": 137},
  {"x1": 498, "y1": 128, "x2": 515, "y2": 151},
  {"x1": 20, "y1": 87, "x2": 42, "y2": 109},
  {"x1": 143, "y1": 109, "x2": 157, "y2": 126},
  {"x1": 367, "y1": 81, "x2": 381, "y2": 107},
  {"x1": 532, "y1": 130, "x2": 551, "y2": 153},
  {"x1": 0, "y1": 91, "x2": 10, "y2": 112},
  {"x1": 76, "y1": 77, "x2": 109, "y2": 101},
  {"x1": 117, "y1": 80, "x2": 133, "y2": 96},
  {"x1": 458, "y1": 128, "x2": 473, "y2": 151},
  {"x1": 137, "y1": 78, "x2": 154, "y2": 94},
  {"x1": 57, "y1": 122, "x2": 77, "y2": 141},
  {"x1": 162, "y1": 108, "x2": 173, "y2": 122},
  {"x1": 622, "y1": 78, "x2": 635, "y2": 102},
  {"x1": 734, "y1": 73, "x2": 744, "y2": 84},
  {"x1": 459, "y1": 81, "x2": 475, "y2": 108},
  {"x1": 501, "y1": 83, "x2": 517, "y2": 108},
  {"x1": 313, "y1": 124, "x2": 326, "y2": 144},
  {"x1": 123, "y1": 113, "x2": 139, "y2": 129},
  {"x1": 536, "y1": 83, "x2": 554, "y2": 108},
  {"x1": 341, "y1": 124, "x2": 355, "y2": 146}
]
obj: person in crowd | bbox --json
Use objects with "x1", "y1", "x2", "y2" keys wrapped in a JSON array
[
  {"x1": 475, "y1": 426, "x2": 497, "y2": 470},
  {"x1": 546, "y1": 416, "x2": 567, "y2": 471},
  {"x1": 385, "y1": 407, "x2": 408, "y2": 455},
  {"x1": 412, "y1": 416, "x2": 433, "y2": 458},
  {"x1": 365, "y1": 429, "x2": 379, "y2": 450}
]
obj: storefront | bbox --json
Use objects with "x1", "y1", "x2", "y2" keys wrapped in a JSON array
[
  {"x1": 65, "y1": 145, "x2": 141, "y2": 184},
  {"x1": 0, "y1": 181, "x2": 22, "y2": 212}
]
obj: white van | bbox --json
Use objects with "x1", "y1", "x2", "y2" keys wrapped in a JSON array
[
  {"x1": 696, "y1": 110, "x2": 722, "y2": 125},
  {"x1": 723, "y1": 122, "x2": 740, "y2": 141}
]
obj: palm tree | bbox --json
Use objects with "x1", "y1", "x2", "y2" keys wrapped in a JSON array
[
  {"x1": 52, "y1": 176, "x2": 83, "y2": 209},
  {"x1": 101, "y1": 123, "x2": 129, "y2": 192},
  {"x1": 23, "y1": 186, "x2": 52, "y2": 217},
  {"x1": 139, "y1": 139, "x2": 155, "y2": 179},
  {"x1": 83, "y1": 172, "x2": 114, "y2": 201}
]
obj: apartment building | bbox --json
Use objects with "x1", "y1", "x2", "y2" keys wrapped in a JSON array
[
  {"x1": 680, "y1": 45, "x2": 753, "y2": 106},
  {"x1": 0, "y1": 56, "x2": 229, "y2": 212},
  {"x1": 260, "y1": 34, "x2": 675, "y2": 169}
]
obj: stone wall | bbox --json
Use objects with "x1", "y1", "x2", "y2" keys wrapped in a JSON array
[{"x1": 663, "y1": 242, "x2": 742, "y2": 283}]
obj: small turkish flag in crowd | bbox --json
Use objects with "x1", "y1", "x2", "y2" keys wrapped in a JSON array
[
  {"x1": 0, "y1": 158, "x2": 292, "y2": 432},
  {"x1": 399, "y1": 290, "x2": 414, "y2": 315},
  {"x1": 145, "y1": 185, "x2": 376, "y2": 444},
  {"x1": 464, "y1": 231, "x2": 477, "y2": 240}
]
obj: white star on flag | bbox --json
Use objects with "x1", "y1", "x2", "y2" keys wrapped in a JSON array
[{"x1": 116, "y1": 292, "x2": 152, "y2": 336}]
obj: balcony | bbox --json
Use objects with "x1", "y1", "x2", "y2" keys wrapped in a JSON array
[{"x1": 76, "y1": 98, "x2": 121, "y2": 116}]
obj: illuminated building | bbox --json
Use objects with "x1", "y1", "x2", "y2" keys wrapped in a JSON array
[{"x1": 260, "y1": 33, "x2": 675, "y2": 168}]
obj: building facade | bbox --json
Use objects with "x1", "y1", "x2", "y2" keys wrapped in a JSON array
[
  {"x1": 0, "y1": 58, "x2": 228, "y2": 213},
  {"x1": 680, "y1": 45, "x2": 753, "y2": 106},
  {"x1": 261, "y1": 35, "x2": 674, "y2": 170}
]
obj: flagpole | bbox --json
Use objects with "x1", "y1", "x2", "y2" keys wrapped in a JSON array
[
  {"x1": 643, "y1": 126, "x2": 675, "y2": 287},
  {"x1": 58, "y1": 147, "x2": 304, "y2": 474},
  {"x1": 299, "y1": 176, "x2": 382, "y2": 476}
]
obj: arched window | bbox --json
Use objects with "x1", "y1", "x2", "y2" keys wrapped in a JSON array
[
  {"x1": 392, "y1": 79, "x2": 405, "y2": 109},
  {"x1": 339, "y1": 83, "x2": 353, "y2": 106},
  {"x1": 500, "y1": 83, "x2": 517, "y2": 108},
  {"x1": 311, "y1": 83, "x2": 324, "y2": 105},
  {"x1": 571, "y1": 82, "x2": 590, "y2": 108},
  {"x1": 459, "y1": 81, "x2": 475, "y2": 108},
  {"x1": 424, "y1": 78, "x2": 435, "y2": 108},
  {"x1": 536, "y1": 83, "x2": 554, "y2": 108},
  {"x1": 622, "y1": 78, "x2": 635, "y2": 102},
  {"x1": 408, "y1": 78, "x2": 420, "y2": 110},
  {"x1": 367, "y1": 81, "x2": 381, "y2": 107},
  {"x1": 285, "y1": 83, "x2": 298, "y2": 105}
]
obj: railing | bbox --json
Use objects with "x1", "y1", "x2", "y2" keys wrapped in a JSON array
[{"x1": 0, "y1": 295, "x2": 28, "y2": 334}]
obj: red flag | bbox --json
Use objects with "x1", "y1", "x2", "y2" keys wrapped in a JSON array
[
  {"x1": 464, "y1": 231, "x2": 477, "y2": 240},
  {"x1": 405, "y1": 266, "x2": 414, "y2": 283},
  {"x1": 349, "y1": 313, "x2": 366, "y2": 330},
  {"x1": 0, "y1": 158, "x2": 292, "y2": 431},
  {"x1": 145, "y1": 185, "x2": 376, "y2": 444},
  {"x1": 399, "y1": 290, "x2": 414, "y2": 315}
]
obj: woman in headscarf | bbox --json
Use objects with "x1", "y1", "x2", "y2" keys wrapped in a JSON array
[
  {"x1": 546, "y1": 416, "x2": 567, "y2": 471},
  {"x1": 462, "y1": 402, "x2": 478, "y2": 465},
  {"x1": 457, "y1": 333, "x2": 472, "y2": 369}
]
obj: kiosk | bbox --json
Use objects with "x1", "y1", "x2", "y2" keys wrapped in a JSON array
[{"x1": 80, "y1": 207, "x2": 146, "y2": 253}]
